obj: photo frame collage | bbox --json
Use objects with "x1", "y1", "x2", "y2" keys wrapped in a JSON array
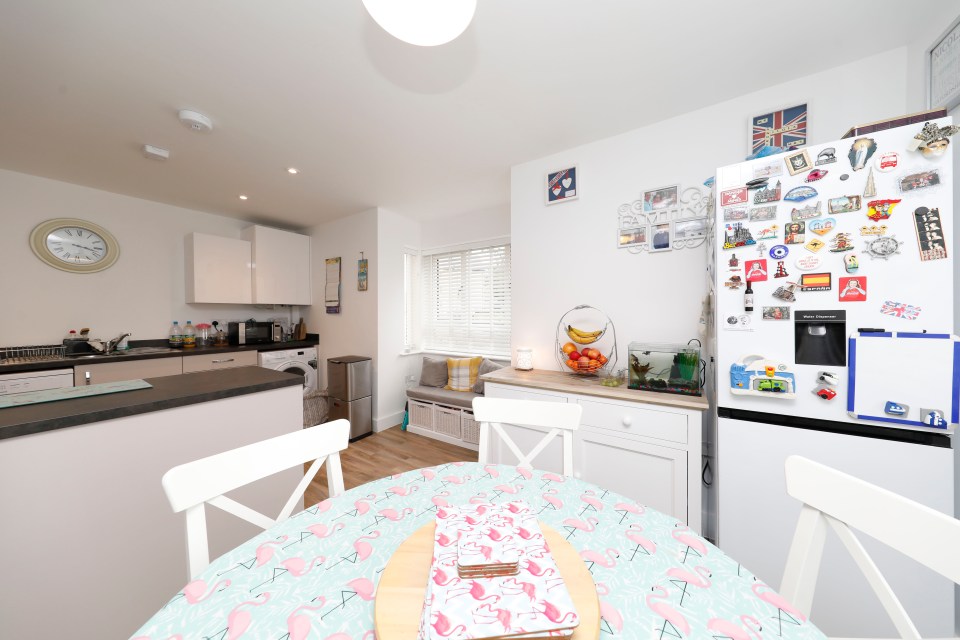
[{"x1": 617, "y1": 184, "x2": 711, "y2": 253}]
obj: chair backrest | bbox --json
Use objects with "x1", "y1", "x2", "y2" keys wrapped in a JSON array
[
  {"x1": 162, "y1": 419, "x2": 351, "y2": 578},
  {"x1": 780, "y1": 455, "x2": 960, "y2": 640},
  {"x1": 472, "y1": 397, "x2": 582, "y2": 476}
]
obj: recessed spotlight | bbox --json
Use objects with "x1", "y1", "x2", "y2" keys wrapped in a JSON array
[
  {"x1": 287, "y1": 167, "x2": 299, "y2": 175},
  {"x1": 238, "y1": 194, "x2": 248, "y2": 200}
]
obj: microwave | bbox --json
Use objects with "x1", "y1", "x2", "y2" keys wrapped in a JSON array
[{"x1": 228, "y1": 321, "x2": 280, "y2": 345}]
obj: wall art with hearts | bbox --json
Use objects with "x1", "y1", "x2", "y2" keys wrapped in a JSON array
[{"x1": 546, "y1": 166, "x2": 578, "y2": 205}]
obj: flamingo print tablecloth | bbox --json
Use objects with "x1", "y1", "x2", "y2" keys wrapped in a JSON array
[{"x1": 132, "y1": 462, "x2": 826, "y2": 640}]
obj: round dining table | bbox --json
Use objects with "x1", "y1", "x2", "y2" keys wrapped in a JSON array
[{"x1": 132, "y1": 462, "x2": 826, "y2": 640}]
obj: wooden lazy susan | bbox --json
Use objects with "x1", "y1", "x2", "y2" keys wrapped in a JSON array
[{"x1": 374, "y1": 520, "x2": 600, "y2": 640}]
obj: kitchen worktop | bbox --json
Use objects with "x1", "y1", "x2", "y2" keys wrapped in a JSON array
[
  {"x1": 0, "y1": 335, "x2": 319, "y2": 375},
  {"x1": 0, "y1": 366, "x2": 302, "y2": 440}
]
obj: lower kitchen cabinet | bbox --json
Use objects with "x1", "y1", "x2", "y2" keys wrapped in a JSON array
[
  {"x1": 74, "y1": 357, "x2": 183, "y2": 386},
  {"x1": 182, "y1": 350, "x2": 257, "y2": 373},
  {"x1": 482, "y1": 368, "x2": 706, "y2": 532}
]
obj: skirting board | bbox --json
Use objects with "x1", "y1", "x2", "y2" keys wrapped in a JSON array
[
  {"x1": 374, "y1": 410, "x2": 405, "y2": 433},
  {"x1": 407, "y1": 424, "x2": 479, "y2": 452}
]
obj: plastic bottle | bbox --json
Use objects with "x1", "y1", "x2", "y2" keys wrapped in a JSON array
[
  {"x1": 182, "y1": 321, "x2": 196, "y2": 349},
  {"x1": 169, "y1": 321, "x2": 183, "y2": 349}
]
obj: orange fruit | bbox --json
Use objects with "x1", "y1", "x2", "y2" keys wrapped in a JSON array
[
  {"x1": 561, "y1": 342, "x2": 577, "y2": 355},
  {"x1": 566, "y1": 359, "x2": 577, "y2": 370},
  {"x1": 598, "y1": 354, "x2": 608, "y2": 365}
]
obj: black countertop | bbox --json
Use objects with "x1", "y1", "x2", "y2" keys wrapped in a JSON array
[
  {"x1": 0, "y1": 335, "x2": 319, "y2": 375},
  {"x1": 0, "y1": 366, "x2": 304, "y2": 440}
]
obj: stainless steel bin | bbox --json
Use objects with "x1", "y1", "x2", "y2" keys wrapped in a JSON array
[{"x1": 327, "y1": 355, "x2": 372, "y2": 439}]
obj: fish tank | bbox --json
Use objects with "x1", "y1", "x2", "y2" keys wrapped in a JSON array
[{"x1": 628, "y1": 342, "x2": 701, "y2": 396}]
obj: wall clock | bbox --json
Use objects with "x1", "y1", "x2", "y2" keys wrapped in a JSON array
[{"x1": 29, "y1": 218, "x2": 120, "y2": 273}]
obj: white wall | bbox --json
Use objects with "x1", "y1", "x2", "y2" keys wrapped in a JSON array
[
  {"x1": 511, "y1": 47, "x2": 909, "y2": 372},
  {"x1": 420, "y1": 204, "x2": 510, "y2": 248},
  {"x1": 0, "y1": 169, "x2": 287, "y2": 346}
]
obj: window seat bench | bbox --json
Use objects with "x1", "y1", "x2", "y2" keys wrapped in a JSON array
[{"x1": 405, "y1": 386, "x2": 481, "y2": 451}]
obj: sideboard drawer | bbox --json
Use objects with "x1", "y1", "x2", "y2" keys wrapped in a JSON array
[
  {"x1": 182, "y1": 350, "x2": 258, "y2": 373},
  {"x1": 578, "y1": 397, "x2": 687, "y2": 444}
]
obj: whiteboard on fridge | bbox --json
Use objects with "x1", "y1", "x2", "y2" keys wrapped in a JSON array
[{"x1": 848, "y1": 332, "x2": 960, "y2": 429}]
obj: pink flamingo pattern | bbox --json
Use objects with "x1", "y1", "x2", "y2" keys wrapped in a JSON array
[{"x1": 131, "y1": 462, "x2": 825, "y2": 640}]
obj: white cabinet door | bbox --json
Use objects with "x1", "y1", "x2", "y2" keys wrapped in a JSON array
[
  {"x1": 574, "y1": 427, "x2": 688, "y2": 523},
  {"x1": 182, "y1": 350, "x2": 258, "y2": 373},
  {"x1": 482, "y1": 383, "x2": 568, "y2": 475},
  {"x1": 184, "y1": 233, "x2": 252, "y2": 304},
  {"x1": 242, "y1": 225, "x2": 311, "y2": 305}
]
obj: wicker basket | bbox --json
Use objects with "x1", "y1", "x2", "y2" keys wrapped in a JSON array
[
  {"x1": 461, "y1": 411, "x2": 480, "y2": 444},
  {"x1": 434, "y1": 405, "x2": 462, "y2": 439},
  {"x1": 409, "y1": 400, "x2": 435, "y2": 430}
]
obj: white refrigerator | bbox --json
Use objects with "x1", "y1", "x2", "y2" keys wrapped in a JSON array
[{"x1": 710, "y1": 119, "x2": 957, "y2": 637}]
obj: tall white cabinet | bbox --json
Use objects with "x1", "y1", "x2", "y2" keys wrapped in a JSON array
[
  {"x1": 242, "y1": 225, "x2": 312, "y2": 305},
  {"x1": 482, "y1": 368, "x2": 706, "y2": 532}
]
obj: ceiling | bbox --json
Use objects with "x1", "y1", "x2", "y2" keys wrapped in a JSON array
[{"x1": 0, "y1": 1, "x2": 936, "y2": 229}]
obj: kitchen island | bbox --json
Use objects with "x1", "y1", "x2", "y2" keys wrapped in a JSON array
[{"x1": 0, "y1": 366, "x2": 308, "y2": 640}]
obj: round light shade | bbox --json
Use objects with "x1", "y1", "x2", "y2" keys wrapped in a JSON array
[{"x1": 361, "y1": 0, "x2": 476, "y2": 47}]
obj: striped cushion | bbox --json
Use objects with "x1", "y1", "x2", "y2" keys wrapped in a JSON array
[{"x1": 444, "y1": 356, "x2": 483, "y2": 392}]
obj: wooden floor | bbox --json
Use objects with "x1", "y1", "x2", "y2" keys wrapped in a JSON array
[{"x1": 304, "y1": 426, "x2": 477, "y2": 505}]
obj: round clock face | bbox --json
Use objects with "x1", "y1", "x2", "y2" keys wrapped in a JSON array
[{"x1": 30, "y1": 218, "x2": 120, "y2": 273}]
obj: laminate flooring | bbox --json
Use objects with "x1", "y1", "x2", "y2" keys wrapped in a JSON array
[{"x1": 304, "y1": 426, "x2": 477, "y2": 506}]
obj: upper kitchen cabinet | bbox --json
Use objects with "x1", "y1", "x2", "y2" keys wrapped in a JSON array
[
  {"x1": 242, "y1": 225, "x2": 312, "y2": 305},
  {"x1": 185, "y1": 233, "x2": 253, "y2": 304}
]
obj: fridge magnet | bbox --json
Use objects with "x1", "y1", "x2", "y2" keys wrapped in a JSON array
[
  {"x1": 907, "y1": 122, "x2": 960, "y2": 157},
  {"x1": 828, "y1": 232, "x2": 854, "y2": 252},
  {"x1": 762, "y1": 306, "x2": 791, "y2": 320},
  {"x1": 800, "y1": 272, "x2": 832, "y2": 292},
  {"x1": 860, "y1": 224, "x2": 888, "y2": 236},
  {"x1": 874, "y1": 152, "x2": 899, "y2": 172},
  {"x1": 724, "y1": 275, "x2": 745, "y2": 289},
  {"x1": 844, "y1": 254, "x2": 859, "y2": 273},
  {"x1": 728, "y1": 254, "x2": 741, "y2": 270},
  {"x1": 643, "y1": 185, "x2": 679, "y2": 213},
  {"x1": 721, "y1": 187, "x2": 749, "y2": 207},
  {"x1": 838, "y1": 276, "x2": 867, "y2": 301},
  {"x1": 357, "y1": 255, "x2": 368, "y2": 291},
  {"x1": 723, "y1": 314, "x2": 753, "y2": 330},
  {"x1": 618, "y1": 226, "x2": 648, "y2": 249},
  {"x1": 723, "y1": 223, "x2": 756, "y2": 249},
  {"x1": 756, "y1": 225, "x2": 779, "y2": 240},
  {"x1": 863, "y1": 235, "x2": 904, "y2": 260},
  {"x1": 884, "y1": 401, "x2": 908, "y2": 416},
  {"x1": 913, "y1": 206, "x2": 947, "y2": 262},
  {"x1": 828, "y1": 195, "x2": 861, "y2": 214},
  {"x1": 862, "y1": 167, "x2": 877, "y2": 198},
  {"x1": 769, "y1": 244, "x2": 789, "y2": 260},
  {"x1": 730, "y1": 355, "x2": 797, "y2": 397},
  {"x1": 805, "y1": 169, "x2": 828, "y2": 182},
  {"x1": 546, "y1": 166, "x2": 578, "y2": 205},
  {"x1": 880, "y1": 300, "x2": 921, "y2": 320},
  {"x1": 784, "y1": 185, "x2": 817, "y2": 202},
  {"x1": 755, "y1": 241, "x2": 768, "y2": 256},
  {"x1": 745, "y1": 177, "x2": 769, "y2": 189},
  {"x1": 807, "y1": 218, "x2": 836, "y2": 236},
  {"x1": 866, "y1": 199, "x2": 901, "y2": 221},
  {"x1": 784, "y1": 149, "x2": 813, "y2": 176},
  {"x1": 773, "y1": 261, "x2": 789, "y2": 278},
  {"x1": 794, "y1": 255, "x2": 822, "y2": 271},
  {"x1": 753, "y1": 180, "x2": 781, "y2": 204},
  {"x1": 749, "y1": 205, "x2": 778, "y2": 221},
  {"x1": 814, "y1": 387, "x2": 838, "y2": 401},
  {"x1": 847, "y1": 137, "x2": 877, "y2": 171},
  {"x1": 815, "y1": 147, "x2": 836, "y2": 165},
  {"x1": 751, "y1": 103, "x2": 807, "y2": 155},
  {"x1": 804, "y1": 238, "x2": 825, "y2": 253},
  {"x1": 649, "y1": 222, "x2": 672, "y2": 252},
  {"x1": 791, "y1": 202, "x2": 822, "y2": 221},
  {"x1": 784, "y1": 222, "x2": 805, "y2": 245},
  {"x1": 744, "y1": 259, "x2": 769, "y2": 282},
  {"x1": 818, "y1": 371, "x2": 840, "y2": 386},
  {"x1": 921, "y1": 409, "x2": 947, "y2": 428},
  {"x1": 898, "y1": 169, "x2": 941, "y2": 194},
  {"x1": 840, "y1": 174, "x2": 850, "y2": 181},
  {"x1": 772, "y1": 282, "x2": 799, "y2": 302},
  {"x1": 753, "y1": 162, "x2": 783, "y2": 179},
  {"x1": 723, "y1": 207, "x2": 748, "y2": 222}
]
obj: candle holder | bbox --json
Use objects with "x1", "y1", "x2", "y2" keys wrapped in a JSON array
[{"x1": 515, "y1": 347, "x2": 534, "y2": 371}]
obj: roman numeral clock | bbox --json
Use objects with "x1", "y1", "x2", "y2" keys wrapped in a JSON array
[{"x1": 29, "y1": 218, "x2": 120, "y2": 273}]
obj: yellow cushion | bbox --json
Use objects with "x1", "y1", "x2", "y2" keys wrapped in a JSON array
[{"x1": 445, "y1": 356, "x2": 483, "y2": 392}]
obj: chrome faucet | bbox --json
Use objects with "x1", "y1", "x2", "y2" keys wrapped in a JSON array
[{"x1": 105, "y1": 332, "x2": 131, "y2": 354}]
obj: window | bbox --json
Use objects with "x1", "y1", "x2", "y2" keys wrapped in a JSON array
[{"x1": 404, "y1": 241, "x2": 511, "y2": 358}]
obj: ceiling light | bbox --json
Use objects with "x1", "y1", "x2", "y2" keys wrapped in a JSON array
[
  {"x1": 287, "y1": 167, "x2": 299, "y2": 174},
  {"x1": 238, "y1": 194, "x2": 248, "y2": 200},
  {"x1": 361, "y1": 0, "x2": 476, "y2": 47}
]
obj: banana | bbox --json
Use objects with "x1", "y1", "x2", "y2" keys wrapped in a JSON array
[
  {"x1": 568, "y1": 325, "x2": 602, "y2": 338},
  {"x1": 567, "y1": 325, "x2": 602, "y2": 344}
]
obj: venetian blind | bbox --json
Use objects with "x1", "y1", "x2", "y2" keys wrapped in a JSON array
[{"x1": 421, "y1": 243, "x2": 511, "y2": 357}]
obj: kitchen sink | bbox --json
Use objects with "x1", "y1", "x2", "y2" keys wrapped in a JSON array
[{"x1": 67, "y1": 346, "x2": 179, "y2": 358}]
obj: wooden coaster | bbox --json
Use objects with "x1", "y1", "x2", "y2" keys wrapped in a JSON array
[{"x1": 374, "y1": 521, "x2": 600, "y2": 640}]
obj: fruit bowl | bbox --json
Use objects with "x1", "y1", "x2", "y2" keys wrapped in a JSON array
[{"x1": 555, "y1": 305, "x2": 617, "y2": 376}]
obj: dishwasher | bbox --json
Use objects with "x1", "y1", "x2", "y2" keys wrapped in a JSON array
[{"x1": 0, "y1": 368, "x2": 74, "y2": 395}]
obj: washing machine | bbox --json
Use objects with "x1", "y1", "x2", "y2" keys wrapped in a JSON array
[{"x1": 258, "y1": 347, "x2": 318, "y2": 396}]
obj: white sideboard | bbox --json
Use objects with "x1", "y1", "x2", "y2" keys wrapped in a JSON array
[{"x1": 482, "y1": 368, "x2": 707, "y2": 532}]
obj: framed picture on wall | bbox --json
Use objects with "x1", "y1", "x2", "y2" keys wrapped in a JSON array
[
  {"x1": 649, "y1": 222, "x2": 672, "y2": 252},
  {"x1": 618, "y1": 225, "x2": 647, "y2": 249},
  {"x1": 546, "y1": 166, "x2": 578, "y2": 205},
  {"x1": 749, "y1": 103, "x2": 808, "y2": 155},
  {"x1": 928, "y1": 15, "x2": 960, "y2": 110},
  {"x1": 642, "y1": 185, "x2": 679, "y2": 213}
]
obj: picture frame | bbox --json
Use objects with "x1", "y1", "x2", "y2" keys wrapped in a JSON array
[
  {"x1": 618, "y1": 225, "x2": 647, "y2": 249},
  {"x1": 783, "y1": 149, "x2": 813, "y2": 176},
  {"x1": 358, "y1": 257, "x2": 368, "y2": 291},
  {"x1": 750, "y1": 103, "x2": 808, "y2": 155},
  {"x1": 649, "y1": 222, "x2": 672, "y2": 252},
  {"x1": 642, "y1": 185, "x2": 679, "y2": 213},
  {"x1": 671, "y1": 217, "x2": 708, "y2": 242},
  {"x1": 928, "y1": 15, "x2": 960, "y2": 111},
  {"x1": 546, "y1": 166, "x2": 578, "y2": 205}
]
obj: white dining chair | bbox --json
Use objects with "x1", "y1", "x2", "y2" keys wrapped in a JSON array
[
  {"x1": 162, "y1": 419, "x2": 351, "y2": 578},
  {"x1": 780, "y1": 455, "x2": 960, "y2": 640},
  {"x1": 472, "y1": 397, "x2": 582, "y2": 476}
]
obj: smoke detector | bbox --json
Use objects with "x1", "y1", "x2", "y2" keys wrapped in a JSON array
[
  {"x1": 178, "y1": 109, "x2": 213, "y2": 133},
  {"x1": 142, "y1": 144, "x2": 170, "y2": 161}
]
